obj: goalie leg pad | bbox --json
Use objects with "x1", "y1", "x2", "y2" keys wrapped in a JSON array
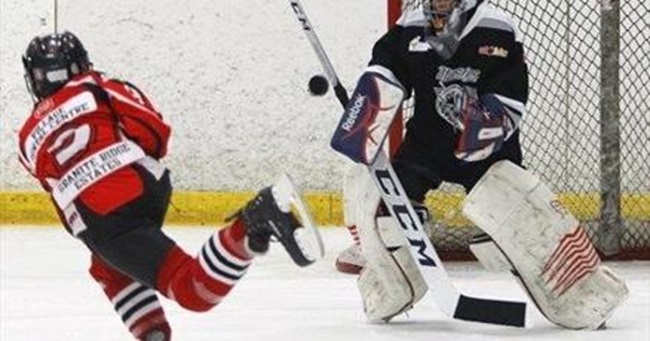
[
  {"x1": 358, "y1": 216, "x2": 428, "y2": 322},
  {"x1": 353, "y1": 170, "x2": 426, "y2": 322},
  {"x1": 462, "y1": 161, "x2": 629, "y2": 329},
  {"x1": 469, "y1": 233, "x2": 513, "y2": 272},
  {"x1": 335, "y1": 242, "x2": 365, "y2": 274},
  {"x1": 336, "y1": 164, "x2": 371, "y2": 275}
]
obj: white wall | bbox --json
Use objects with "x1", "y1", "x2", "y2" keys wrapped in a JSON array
[
  {"x1": 0, "y1": 0, "x2": 385, "y2": 191},
  {"x1": 2, "y1": 1, "x2": 647, "y2": 193}
]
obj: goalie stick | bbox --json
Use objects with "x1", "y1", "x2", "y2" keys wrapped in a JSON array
[{"x1": 288, "y1": 0, "x2": 527, "y2": 327}]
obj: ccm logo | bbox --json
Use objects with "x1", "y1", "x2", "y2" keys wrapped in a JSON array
[
  {"x1": 290, "y1": 3, "x2": 311, "y2": 31},
  {"x1": 374, "y1": 168, "x2": 437, "y2": 267}
]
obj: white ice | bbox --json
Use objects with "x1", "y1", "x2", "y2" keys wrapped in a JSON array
[{"x1": 1, "y1": 227, "x2": 648, "y2": 340}]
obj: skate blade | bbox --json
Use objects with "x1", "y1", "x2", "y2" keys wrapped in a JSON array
[{"x1": 272, "y1": 173, "x2": 325, "y2": 265}]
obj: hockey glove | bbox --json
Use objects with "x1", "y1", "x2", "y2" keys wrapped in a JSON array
[{"x1": 455, "y1": 94, "x2": 512, "y2": 162}]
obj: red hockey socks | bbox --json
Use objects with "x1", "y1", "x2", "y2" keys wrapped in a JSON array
[
  {"x1": 89, "y1": 256, "x2": 171, "y2": 340},
  {"x1": 157, "y1": 219, "x2": 253, "y2": 312}
]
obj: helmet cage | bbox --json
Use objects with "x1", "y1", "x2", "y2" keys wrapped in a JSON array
[{"x1": 426, "y1": 0, "x2": 459, "y2": 32}]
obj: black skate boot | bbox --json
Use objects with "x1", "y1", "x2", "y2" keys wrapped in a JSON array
[{"x1": 234, "y1": 183, "x2": 321, "y2": 267}]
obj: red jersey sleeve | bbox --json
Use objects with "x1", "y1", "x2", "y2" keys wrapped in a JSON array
[{"x1": 102, "y1": 80, "x2": 171, "y2": 159}]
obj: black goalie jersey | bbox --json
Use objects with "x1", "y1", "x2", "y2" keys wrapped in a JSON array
[{"x1": 371, "y1": 1, "x2": 529, "y2": 198}]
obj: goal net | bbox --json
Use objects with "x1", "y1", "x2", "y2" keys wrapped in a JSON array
[{"x1": 388, "y1": 0, "x2": 650, "y2": 260}]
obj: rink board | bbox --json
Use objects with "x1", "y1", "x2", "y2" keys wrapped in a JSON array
[{"x1": 1, "y1": 191, "x2": 648, "y2": 227}]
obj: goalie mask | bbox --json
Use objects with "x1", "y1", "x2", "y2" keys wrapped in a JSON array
[
  {"x1": 423, "y1": 0, "x2": 480, "y2": 59},
  {"x1": 22, "y1": 31, "x2": 91, "y2": 101}
]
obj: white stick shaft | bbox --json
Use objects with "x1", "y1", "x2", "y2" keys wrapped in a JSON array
[{"x1": 288, "y1": 0, "x2": 349, "y2": 105}]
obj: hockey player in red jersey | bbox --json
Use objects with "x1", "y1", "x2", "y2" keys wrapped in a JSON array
[{"x1": 17, "y1": 31, "x2": 321, "y2": 340}]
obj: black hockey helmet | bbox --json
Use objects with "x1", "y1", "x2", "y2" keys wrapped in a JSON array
[{"x1": 22, "y1": 31, "x2": 91, "y2": 100}]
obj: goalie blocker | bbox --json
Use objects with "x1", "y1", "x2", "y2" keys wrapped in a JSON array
[
  {"x1": 330, "y1": 66, "x2": 405, "y2": 165},
  {"x1": 463, "y1": 161, "x2": 628, "y2": 329}
]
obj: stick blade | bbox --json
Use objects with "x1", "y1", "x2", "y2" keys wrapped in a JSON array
[{"x1": 454, "y1": 295, "x2": 527, "y2": 327}]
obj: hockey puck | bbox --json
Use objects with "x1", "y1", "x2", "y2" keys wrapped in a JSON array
[{"x1": 308, "y1": 74, "x2": 329, "y2": 96}]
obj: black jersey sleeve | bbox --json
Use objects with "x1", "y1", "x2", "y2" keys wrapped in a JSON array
[
  {"x1": 369, "y1": 27, "x2": 414, "y2": 95},
  {"x1": 479, "y1": 36, "x2": 529, "y2": 105}
]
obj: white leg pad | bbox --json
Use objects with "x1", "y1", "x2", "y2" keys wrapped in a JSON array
[
  {"x1": 335, "y1": 164, "x2": 369, "y2": 274},
  {"x1": 358, "y1": 217, "x2": 427, "y2": 322},
  {"x1": 354, "y1": 170, "x2": 427, "y2": 322},
  {"x1": 462, "y1": 161, "x2": 629, "y2": 329},
  {"x1": 343, "y1": 163, "x2": 368, "y2": 227},
  {"x1": 469, "y1": 233, "x2": 513, "y2": 272}
]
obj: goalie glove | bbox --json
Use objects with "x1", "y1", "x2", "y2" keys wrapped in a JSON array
[{"x1": 454, "y1": 94, "x2": 515, "y2": 162}]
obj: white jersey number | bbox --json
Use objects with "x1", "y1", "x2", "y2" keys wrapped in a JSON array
[{"x1": 47, "y1": 124, "x2": 92, "y2": 167}]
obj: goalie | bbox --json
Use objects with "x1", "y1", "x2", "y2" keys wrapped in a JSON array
[{"x1": 332, "y1": 0, "x2": 628, "y2": 329}]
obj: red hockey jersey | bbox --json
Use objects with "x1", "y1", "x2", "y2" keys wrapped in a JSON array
[{"x1": 18, "y1": 71, "x2": 171, "y2": 216}]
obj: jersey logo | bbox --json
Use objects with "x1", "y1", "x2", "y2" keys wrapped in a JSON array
[
  {"x1": 33, "y1": 98, "x2": 55, "y2": 119},
  {"x1": 436, "y1": 66, "x2": 481, "y2": 83},
  {"x1": 478, "y1": 45, "x2": 509, "y2": 58},
  {"x1": 408, "y1": 36, "x2": 432, "y2": 52}
]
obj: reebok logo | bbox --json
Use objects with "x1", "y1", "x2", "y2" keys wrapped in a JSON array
[{"x1": 341, "y1": 94, "x2": 366, "y2": 131}]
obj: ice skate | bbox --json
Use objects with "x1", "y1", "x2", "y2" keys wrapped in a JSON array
[
  {"x1": 335, "y1": 243, "x2": 365, "y2": 274},
  {"x1": 236, "y1": 174, "x2": 324, "y2": 266}
]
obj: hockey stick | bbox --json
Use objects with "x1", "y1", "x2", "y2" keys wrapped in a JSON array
[
  {"x1": 288, "y1": 0, "x2": 348, "y2": 106},
  {"x1": 288, "y1": 0, "x2": 527, "y2": 327}
]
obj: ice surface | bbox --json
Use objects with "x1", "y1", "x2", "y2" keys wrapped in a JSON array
[{"x1": 1, "y1": 227, "x2": 648, "y2": 340}]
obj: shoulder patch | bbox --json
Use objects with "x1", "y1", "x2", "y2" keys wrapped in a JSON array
[
  {"x1": 33, "y1": 98, "x2": 55, "y2": 119},
  {"x1": 478, "y1": 45, "x2": 509, "y2": 58},
  {"x1": 408, "y1": 36, "x2": 432, "y2": 52}
]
